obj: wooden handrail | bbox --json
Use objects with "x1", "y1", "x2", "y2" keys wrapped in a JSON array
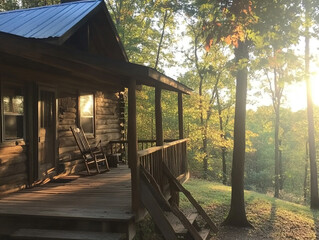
[
  {"x1": 109, "y1": 139, "x2": 178, "y2": 144},
  {"x1": 162, "y1": 138, "x2": 189, "y2": 149},
  {"x1": 137, "y1": 138, "x2": 189, "y2": 157},
  {"x1": 138, "y1": 146, "x2": 162, "y2": 158},
  {"x1": 162, "y1": 164, "x2": 218, "y2": 233}
]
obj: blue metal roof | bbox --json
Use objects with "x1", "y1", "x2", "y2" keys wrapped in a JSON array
[{"x1": 0, "y1": 0, "x2": 102, "y2": 39}]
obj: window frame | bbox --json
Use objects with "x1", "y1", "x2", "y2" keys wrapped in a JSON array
[
  {"x1": 78, "y1": 92, "x2": 95, "y2": 137},
  {"x1": 1, "y1": 82, "x2": 26, "y2": 142}
]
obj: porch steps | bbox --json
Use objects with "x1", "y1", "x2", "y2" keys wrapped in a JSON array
[
  {"x1": 10, "y1": 228, "x2": 125, "y2": 240},
  {"x1": 0, "y1": 212, "x2": 135, "y2": 240},
  {"x1": 140, "y1": 165, "x2": 218, "y2": 240},
  {"x1": 165, "y1": 212, "x2": 199, "y2": 235},
  {"x1": 165, "y1": 212, "x2": 210, "y2": 239}
]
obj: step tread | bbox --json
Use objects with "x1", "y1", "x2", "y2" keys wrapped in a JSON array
[
  {"x1": 198, "y1": 228, "x2": 210, "y2": 240},
  {"x1": 165, "y1": 211, "x2": 198, "y2": 234},
  {"x1": 0, "y1": 206, "x2": 134, "y2": 222},
  {"x1": 11, "y1": 229, "x2": 125, "y2": 240}
]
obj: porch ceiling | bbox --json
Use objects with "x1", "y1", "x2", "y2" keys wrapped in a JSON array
[{"x1": 0, "y1": 32, "x2": 192, "y2": 95}]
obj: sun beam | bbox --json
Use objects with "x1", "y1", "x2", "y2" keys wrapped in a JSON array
[{"x1": 310, "y1": 72, "x2": 319, "y2": 107}]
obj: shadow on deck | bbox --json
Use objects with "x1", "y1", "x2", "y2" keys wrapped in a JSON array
[{"x1": 0, "y1": 165, "x2": 135, "y2": 239}]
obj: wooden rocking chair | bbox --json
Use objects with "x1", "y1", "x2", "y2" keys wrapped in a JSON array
[{"x1": 70, "y1": 126, "x2": 110, "y2": 174}]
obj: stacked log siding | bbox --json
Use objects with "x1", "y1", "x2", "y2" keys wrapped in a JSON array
[
  {"x1": 58, "y1": 91, "x2": 122, "y2": 174},
  {"x1": 0, "y1": 144, "x2": 28, "y2": 194}
]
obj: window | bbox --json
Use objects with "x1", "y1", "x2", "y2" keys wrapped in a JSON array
[
  {"x1": 79, "y1": 94, "x2": 94, "y2": 135},
  {"x1": 2, "y1": 84, "x2": 24, "y2": 140}
]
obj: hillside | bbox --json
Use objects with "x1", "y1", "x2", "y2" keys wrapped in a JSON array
[{"x1": 135, "y1": 178, "x2": 319, "y2": 240}]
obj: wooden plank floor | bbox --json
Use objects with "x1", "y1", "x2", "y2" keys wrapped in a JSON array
[{"x1": 0, "y1": 165, "x2": 133, "y2": 222}]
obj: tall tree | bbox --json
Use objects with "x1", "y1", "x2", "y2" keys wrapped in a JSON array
[
  {"x1": 303, "y1": 0, "x2": 319, "y2": 209},
  {"x1": 203, "y1": 0, "x2": 302, "y2": 225},
  {"x1": 258, "y1": 49, "x2": 302, "y2": 197},
  {"x1": 252, "y1": 0, "x2": 302, "y2": 197},
  {"x1": 223, "y1": 39, "x2": 251, "y2": 226},
  {"x1": 203, "y1": 0, "x2": 255, "y2": 227},
  {"x1": 216, "y1": 87, "x2": 232, "y2": 185}
]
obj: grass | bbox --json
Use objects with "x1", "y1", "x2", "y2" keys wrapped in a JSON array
[{"x1": 134, "y1": 178, "x2": 319, "y2": 239}]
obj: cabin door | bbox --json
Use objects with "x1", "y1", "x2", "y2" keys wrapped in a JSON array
[{"x1": 38, "y1": 88, "x2": 56, "y2": 180}]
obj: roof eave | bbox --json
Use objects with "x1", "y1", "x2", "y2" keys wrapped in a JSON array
[
  {"x1": 0, "y1": 32, "x2": 192, "y2": 94},
  {"x1": 147, "y1": 68, "x2": 193, "y2": 95}
]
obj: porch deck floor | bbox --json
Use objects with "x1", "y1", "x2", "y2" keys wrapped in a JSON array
[{"x1": 0, "y1": 165, "x2": 133, "y2": 222}]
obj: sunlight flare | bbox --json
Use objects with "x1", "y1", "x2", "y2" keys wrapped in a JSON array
[{"x1": 310, "y1": 72, "x2": 319, "y2": 106}]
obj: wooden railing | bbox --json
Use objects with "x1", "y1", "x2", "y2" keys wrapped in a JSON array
[
  {"x1": 108, "y1": 139, "x2": 178, "y2": 162},
  {"x1": 138, "y1": 139, "x2": 188, "y2": 191}
]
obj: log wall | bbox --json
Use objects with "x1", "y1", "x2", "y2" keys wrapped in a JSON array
[
  {"x1": 0, "y1": 143, "x2": 28, "y2": 195},
  {"x1": 58, "y1": 91, "x2": 122, "y2": 174}
]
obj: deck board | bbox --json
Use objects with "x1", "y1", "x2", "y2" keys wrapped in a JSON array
[{"x1": 0, "y1": 165, "x2": 133, "y2": 222}]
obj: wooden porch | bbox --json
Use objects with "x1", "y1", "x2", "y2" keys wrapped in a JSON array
[{"x1": 0, "y1": 165, "x2": 135, "y2": 239}]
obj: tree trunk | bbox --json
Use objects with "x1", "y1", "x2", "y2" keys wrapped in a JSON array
[
  {"x1": 216, "y1": 89, "x2": 227, "y2": 185},
  {"x1": 194, "y1": 35, "x2": 209, "y2": 179},
  {"x1": 222, "y1": 147, "x2": 227, "y2": 185},
  {"x1": 304, "y1": 141, "x2": 309, "y2": 204},
  {"x1": 279, "y1": 143, "x2": 283, "y2": 190},
  {"x1": 154, "y1": 10, "x2": 168, "y2": 70},
  {"x1": 304, "y1": 0, "x2": 319, "y2": 209},
  {"x1": 273, "y1": 61, "x2": 281, "y2": 198},
  {"x1": 274, "y1": 109, "x2": 280, "y2": 197},
  {"x1": 222, "y1": 41, "x2": 251, "y2": 227}
]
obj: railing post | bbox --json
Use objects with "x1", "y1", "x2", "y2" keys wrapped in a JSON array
[
  {"x1": 178, "y1": 92, "x2": 184, "y2": 140},
  {"x1": 155, "y1": 85, "x2": 164, "y2": 146},
  {"x1": 128, "y1": 79, "x2": 139, "y2": 216},
  {"x1": 155, "y1": 85, "x2": 164, "y2": 190}
]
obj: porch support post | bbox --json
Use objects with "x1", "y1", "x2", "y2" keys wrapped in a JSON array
[
  {"x1": 178, "y1": 92, "x2": 184, "y2": 139},
  {"x1": 128, "y1": 79, "x2": 139, "y2": 215},
  {"x1": 155, "y1": 85, "x2": 164, "y2": 146}
]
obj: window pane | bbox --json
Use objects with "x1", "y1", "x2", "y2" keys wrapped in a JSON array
[
  {"x1": 12, "y1": 96, "x2": 24, "y2": 114},
  {"x1": 2, "y1": 85, "x2": 24, "y2": 140},
  {"x1": 81, "y1": 117, "x2": 94, "y2": 134},
  {"x1": 79, "y1": 94, "x2": 94, "y2": 134},
  {"x1": 3, "y1": 97, "x2": 10, "y2": 112},
  {"x1": 4, "y1": 115, "x2": 23, "y2": 140},
  {"x1": 80, "y1": 95, "x2": 93, "y2": 117}
]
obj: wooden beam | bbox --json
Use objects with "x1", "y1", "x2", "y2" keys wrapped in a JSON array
[
  {"x1": 178, "y1": 92, "x2": 184, "y2": 139},
  {"x1": 155, "y1": 86, "x2": 163, "y2": 146},
  {"x1": 148, "y1": 68, "x2": 192, "y2": 95},
  {"x1": 0, "y1": 59, "x2": 122, "y2": 93},
  {"x1": 128, "y1": 79, "x2": 139, "y2": 215},
  {"x1": 26, "y1": 83, "x2": 37, "y2": 185}
]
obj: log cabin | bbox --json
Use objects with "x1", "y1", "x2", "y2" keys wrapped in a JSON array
[{"x1": 0, "y1": 1, "x2": 217, "y2": 239}]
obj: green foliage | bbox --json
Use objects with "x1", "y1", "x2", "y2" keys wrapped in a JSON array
[
  {"x1": 245, "y1": 106, "x2": 316, "y2": 202},
  {"x1": 106, "y1": 0, "x2": 179, "y2": 71},
  {"x1": 0, "y1": 0, "x2": 59, "y2": 11}
]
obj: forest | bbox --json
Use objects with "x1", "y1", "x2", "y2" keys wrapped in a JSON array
[
  {"x1": 1, "y1": 0, "x2": 319, "y2": 228},
  {"x1": 102, "y1": 0, "x2": 319, "y2": 208}
]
